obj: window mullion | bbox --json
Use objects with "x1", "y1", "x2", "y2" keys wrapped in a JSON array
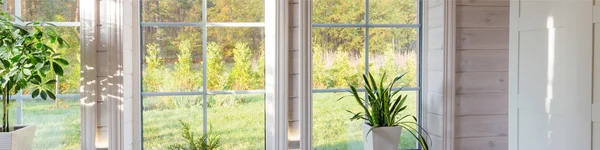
[{"x1": 201, "y1": 0, "x2": 209, "y2": 136}]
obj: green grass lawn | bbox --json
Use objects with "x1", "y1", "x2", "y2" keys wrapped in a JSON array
[{"x1": 17, "y1": 91, "x2": 419, "y2": 150}]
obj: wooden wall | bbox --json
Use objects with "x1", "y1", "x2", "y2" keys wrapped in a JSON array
[
  {"x1": 454, "y1": 0, "x2": 509, "y2": 149},
  {"x1": 424, "y1": 0, "x2": 444, "y2": 149}
]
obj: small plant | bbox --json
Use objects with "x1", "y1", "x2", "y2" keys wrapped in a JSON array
[
  {"x1": 0, "y1": 0, "x2": 69, "y2": 132},
  {"x1": 344, "y1": 73, "x2": 429, "y2": 150},
  {"x1": 168, "y1": 120, "x2": 221, "y2": 150}
]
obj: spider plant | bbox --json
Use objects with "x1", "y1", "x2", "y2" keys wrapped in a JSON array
[{"x1": 344, "y1": 72, "x2": 430, "y2": 150}]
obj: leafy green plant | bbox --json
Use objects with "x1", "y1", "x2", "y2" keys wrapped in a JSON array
[
  {"x1": 168, "y1": 120, "x2": 221, "y2": 150},
  {"x1": 207, "y1": 42, "x2": 224, "y2": 90},
  {"x1": 344, "y1": 73, "x2": 429, "y2": 150},
  {"x1": 227, "y1": 43, "x2": 254, "y2": 90},
  {"x1": 0, "y1": 0, "x2": 69, "y2": 132}
]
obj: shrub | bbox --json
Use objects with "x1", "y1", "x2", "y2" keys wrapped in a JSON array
[
  {"x1": 207, "y1": 42, "x2": 225, "y2": 90},
  {"x1": 399, "y1": 59, "x2": 417, "y2": 87},
  {"x1": 168, "y1": 120, "x2": 221, "y2": 150},
  {"x1": 253, "y1": 50, "x2": 265, "y2": 89},
  {"x1": 312, "y1": 45, "x2": 327, "y2": 89},
  {"x1": 143, "y1": 43, "x2": 166, "y2": 92},
  {"x1": 227, "y1": 43, "x2": 254, "y2": 90},
  {"x1": 170, "y1": 39, "x2": 202, "y2": 92}
]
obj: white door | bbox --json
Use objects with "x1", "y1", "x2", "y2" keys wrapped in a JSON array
[{"x1": 509, "y1": 0, "x2": 593, "y2": 150}]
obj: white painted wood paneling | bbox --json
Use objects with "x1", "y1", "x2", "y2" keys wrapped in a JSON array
[
  {"x1": 457, "y1": 0, "x2": 508, "y2": 6},
  {"x1": 457, "y1": 28, "x2": 509, "y2": 50},
  {"x1": 455, "y1": 115, "x2": 508, "y2": 138},
  {"x1": 456, "y1": 6, "x2": 509, "y2": 27},
  {"x1": 455, "y1": 136, "x2": 508, "y2": 150},
  {"x1": 456, "y1": 72, "x2": 508, "y2": 94},
  {"x1": 456, "y1": 94, "x2": 508, "y2": 116},
  {"x1": 510, "y1": 0, "x2": 593, "y2": 149},
  {"x1": 456, "y1": 50, "x2": 508, "y2": 72},
  {"x1": 594, "y1": 122, "x2": 600, "y2": 150}
]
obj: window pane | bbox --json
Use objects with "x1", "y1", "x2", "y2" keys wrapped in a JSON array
[
  {"x1": 312, "y1": 27, "x2": 365, "y2": 89},
  {"x1": 207, "y1": 0, "x2": 264, "y2": 22},
  {"x1": 19, "y1": 26, "x2": 81, "y2": 149},
  {"x1": 368, "y1": 28, "x2": 418, "y2": 87},
  {"x1": 9, "y1": 0, "x2": 80, "y2": 22},
  {"x1": 207, "y1": 94, "x2": 265, "y2": 149},
  {"x1": 207, "y1": 27, "x2": 265, "y2": 90},
  {"x1": 312, "y1": 0, "x2": 365, "y2": 24},
  {"x1": 312, "y1": 91, "x2": 418, "y2": 150},
  {"x1": 142, "y1": 0, "x2": 202, "y2": 22},
  {"x1": 142, "y1": 26, "x2": 203, "y2": 92},
  {"x1": 313, "y1": 92, "x2": 364, "y2": 149},
  {"x1": 369, "y1": 0, "x2": 418, "y2": 24},
  {"x1": 24, "y1": 99, "x2": 80, "y2": 149},
  {"x1": 55, "y1": 27, "x2": 81, "y2": 94},
  {"x1": 142, "y1": 95, "x2": 204, "y2": 149}
]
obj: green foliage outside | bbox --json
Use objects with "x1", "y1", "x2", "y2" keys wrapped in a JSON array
[
  {"x1": 12, "y1": 0, "x2": 421, "y2": 149},
  {"x1": 23, "y1": 92, "x2": 417, "y2": 149},
  {"x1": 167, "y1": 120, "x2": 221, "y2": 150}
]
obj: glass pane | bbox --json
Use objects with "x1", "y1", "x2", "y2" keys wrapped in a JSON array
[
  {"x1": 312, "y1": 91, "x2": 418, "y2": 150},
  {"x1": 24, "y1": 99, "x2": 80, "y2": 149},
  {"x1": 368, "y1": 28, "x2": 418, "y2": 87},
  {"x1": 207, "y1": 27, "x2": 265, "y2": 90},
  {"x1": 5, "y1": 0, "x2": 15, "y2": 17},
  {"x1": 142, "y1": 26, "x2": 203, "y2": 92},
  {"x1": 312, "y1": 0, "x2": 365, "y2": 24},
  {"x1": 142, "y1": 95, "x2": 204, "y2": 149},
  {"x1": 142, "y1": 0, "x2": 202, "y2": 22},
  {"x1": 369, "y1": 0, "x2": 418, "y2": 24},
  {"x1": 313, "y1": 92, "x2": 364, "y2": 149},
  {"x1": 207, "y1": 94, "x2": 265, "y2": 149},
  {"x1": 207, "y1": 0, "x2": 264, "y2": 22},
  {"x1": 9, "y1": 0, "x2": 80, "y2": 22},
  {"x1": 312, "y1": 27, "x2": 365, "y2": 89},
  {"x1": 55, "y1": 27, "x2": 81, "y2": 94}
]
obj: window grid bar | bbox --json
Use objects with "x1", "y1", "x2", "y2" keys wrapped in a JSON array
[
  {"x1": 312, "y1": 24, "x2": 420, "y2": 28},
  {"x1": 416, "y1": 0, "x2": 424, "y2": 149},
  {"x1": 18, "y1": 22, "x2": 81, "y2": 27},
  {"x1": 364, "y1": 0, "x2": 370, "y2": 101},
  {"x1": 140, "y1": 22, "x2": 265, "y2": 27},
  {"x1": 138, "y1": 87, "x2": 421, "y2": 97},
  {"x1": 201, "y1": 0, "x2": 209, "y2": 137},
  {"x1": 139, "y1": 22, "x2": 420, "y2": 28}
]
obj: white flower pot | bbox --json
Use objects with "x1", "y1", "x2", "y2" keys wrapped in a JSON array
[
  {"x1": 0, "y1": 125, "x2": 36, "y2": 150},
  {"x1": 362, "y1": 123, "x2": 402, "y2": 150}
]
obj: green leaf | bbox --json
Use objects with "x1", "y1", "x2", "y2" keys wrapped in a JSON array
[
  {"x1": 54, "y1": 58, "x2": 69, "y2": 65},
  {"x1": 31, "y1": 89, "x2": 40, "y2": 99},
  {"x1": 45, "y1": 79, "x2": 56, "y2": 85},
  {"x1": 10, "y1": 54, "x2": 21, "y2": 62},
  {"x1": 52, "y1": 62, "x2": 63, "y2": 76},
  {"x1": 46, "y1": 90, "x2": 56, "y2": 100},
  {"x1": 35, "y1": 43, "x2": 43, "y2": 49},
  {"x1": 32, "y1": 75, "x2": 42, "y2": 83},
  {"x1": 40, "y1": 91, "x2": 47, "y2": 100},
  {"x1": 22, "y1": 69, "x2": 31, "y2": 76}
]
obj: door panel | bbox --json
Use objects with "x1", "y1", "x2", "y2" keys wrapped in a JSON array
[{"x1": 510, "y1": 0, "x2": 592, "y2": 150}]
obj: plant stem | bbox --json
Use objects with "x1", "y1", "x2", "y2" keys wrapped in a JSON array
[
  {"x1": 6, "y1": 86, "x2": 9, "y2": 132},
  {"x1": 2, "y1": 87, "x2": 7, "y2": 132}
]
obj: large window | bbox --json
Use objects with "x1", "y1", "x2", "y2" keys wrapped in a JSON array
[
  {"x1": 312, "y1": 0, "x2": 421, "y2": 149},
  {"x1": 4, "y1": 0, "x2": 81, "y2": 149},
  {"x1": 140, "y1": 0, "x2": 266, "y2": 149}
]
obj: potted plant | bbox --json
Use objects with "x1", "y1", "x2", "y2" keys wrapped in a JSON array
[
  {"x1": 0, "y1": 0, "x2": 69, "y2": 149},
  {"x1": 344, "y1": 73, "x2": 429, "y2": 150}
]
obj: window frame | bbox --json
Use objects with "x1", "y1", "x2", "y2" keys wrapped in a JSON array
[{"x1": 309, "y1": 0, "x2": 423, "y2": 149}]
